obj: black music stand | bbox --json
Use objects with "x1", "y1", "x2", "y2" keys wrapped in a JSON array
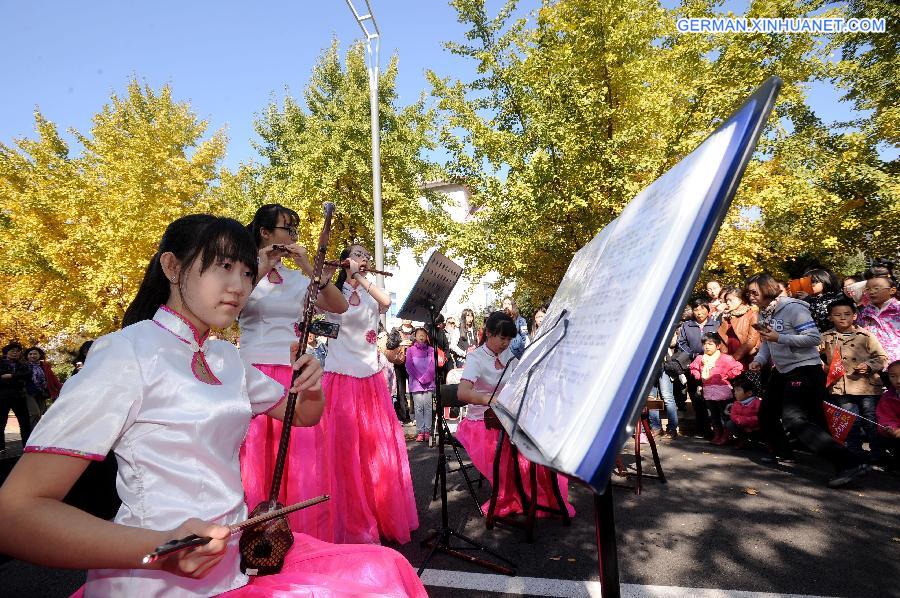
[{"x1": 398, "y1": 251, "x2": 516, "y2": 577}]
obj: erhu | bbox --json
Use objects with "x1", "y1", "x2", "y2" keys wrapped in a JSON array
[{"x1": 239, "y1": 203, "x2": 336, "y2": 576}]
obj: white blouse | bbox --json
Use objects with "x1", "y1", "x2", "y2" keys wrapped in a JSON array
[
  {"x1": 26, "y1": 306, "x2": 286, "y2": 597},
  {"x1": 322, "y1": 279, "x2": 386, "y2": 379},
  {"x1": 459, "y1": 344, "x2": 517, "y2": 421},
  {"x1": 239, "y1": 261, "x2": 310, "y2": 366}
]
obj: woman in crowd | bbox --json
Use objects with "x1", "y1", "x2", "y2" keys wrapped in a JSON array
[
  {"x1": 456, "y1": 311, "x2": 575, "y2": 519},
  {"x1": 802, "y1": 268, "x2": 845, "y2": 332},
  {"x1": 0, "y1": 215, "x2": 426, "y2": 597},
  {"x1": 317, "y1": 244, "x2": 418, "y2": 545},
  {"x1": 23, "y1": 346, "x2": 62, "y2": 414},
  {"x1": 747, "y1": 273, "x2": 868, "y2": 487},
  {"x1": 717, "y1": 286, "x2": 760, "y2": 369},
  {"x1": 501, "y1": 296, "x2": 529, "y2": 359},
  {"x1": 238, "y1": 203, "x2": 348, "y2": 539},
  {"x1": 677, "y1": 298, "x2": 720, "y2": 438},
  {"x1": 0, "y1": 343, "x2": 32, "y2": 455},
  {"x1": 456, "y1": 308, "x2": 478, "y2": 366}
]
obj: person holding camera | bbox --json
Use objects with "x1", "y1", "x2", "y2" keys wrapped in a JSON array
[
  {"x1": 238, "y1": 204, "x2": 349, "y2": 539},
  {"x1": 747, "y1": 273, "x2": 868, "y2": 488}
]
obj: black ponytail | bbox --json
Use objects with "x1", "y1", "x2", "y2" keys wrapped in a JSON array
[
  {"x1": 122, "y1": 215, "x2": 258, "y2": 328},
  {"x1": 246, "y1": 203, "x2": 300, "y2": 248},
  {"x1": 334, "y1": 247, "x2": 352, "y2": 289}
]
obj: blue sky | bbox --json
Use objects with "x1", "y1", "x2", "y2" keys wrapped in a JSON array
[{"x1": 0, "y1": 0, "x2": 886, "y2": 172}]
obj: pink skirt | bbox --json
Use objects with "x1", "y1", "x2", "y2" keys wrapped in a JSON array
[
  {"x1": 456, "y1": 418, "x2": 575, "y2": 518},
  {"x1": 70, "y1": 533, "x2": 427, "y2": 598},
  {"x1": 317, "y1": 371, "x2": 418, "y2": 544},
  {"x1": 240, "y1": 365, "x2": 334, "y2": 541}
]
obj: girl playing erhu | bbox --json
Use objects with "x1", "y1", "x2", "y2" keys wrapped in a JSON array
[
  {"x1": 0, "y1": 216, "x2": 426, "y2": 597},
  {"x1": 456, "y1": 311, "x2": 575, "y2": 519}
]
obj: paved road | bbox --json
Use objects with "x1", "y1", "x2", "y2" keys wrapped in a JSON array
[{"x1": 1, "y1": 423, "x2": 898, "y2": 597}]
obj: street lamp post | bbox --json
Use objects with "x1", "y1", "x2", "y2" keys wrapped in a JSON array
[{"x1": 344, "y1": 0, "x2": 385, "y2": 292}]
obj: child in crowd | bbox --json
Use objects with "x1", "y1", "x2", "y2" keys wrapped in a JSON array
[
  {"x1": 856, "y1": 274, "x2": 899, "y2": 364},
  {"x1": 690, "y1": 332, "x2": 743, "y2": 445},
  {"x1": 820, "y1": 298, "x2": 888, "y2": 461},
  {"x1": 405, "y1": 327, "x2": 436, "y2": 442},
  {"x1": 876, "y1": 360, "x2": 900, "y2": 466},
  {"x1": 724, "y1": 374, "x2": 761, "y2": 447},
  {"x1": 0, "y1": 215, "x2": 426, "y2": 597}
]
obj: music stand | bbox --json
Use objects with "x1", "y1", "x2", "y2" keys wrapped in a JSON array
[{"x1": 398, "y1": 251, "x2": 516, "y2": 577}]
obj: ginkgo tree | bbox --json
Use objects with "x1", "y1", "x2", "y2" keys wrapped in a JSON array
[{"x1": 0, "y1": 80, "x2": 227, "y2": 343}]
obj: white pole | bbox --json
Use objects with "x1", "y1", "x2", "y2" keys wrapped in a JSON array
[{"x1": 344, "y1": 0, "x2": 385, "y2": 291}]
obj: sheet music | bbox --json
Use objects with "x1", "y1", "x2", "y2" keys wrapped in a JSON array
[{"x1": 496, "y1": 119, "x2": 741, "y2": 471}]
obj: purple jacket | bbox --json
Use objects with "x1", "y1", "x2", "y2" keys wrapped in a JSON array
[{"x1": 405, "y1": 342, "x2": 436, "y2": 393}]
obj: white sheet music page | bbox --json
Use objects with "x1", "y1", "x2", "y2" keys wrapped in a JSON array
[{"x1": 495, "y1": 119, "x2": 740, "y2": 473}]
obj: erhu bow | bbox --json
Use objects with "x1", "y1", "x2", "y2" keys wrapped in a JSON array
[{"x1": 239, "y1": 202, "x2": 335, "y2": 576}]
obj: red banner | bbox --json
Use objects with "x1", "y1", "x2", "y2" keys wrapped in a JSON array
[
  {"x1": 823, "y1": 402, "x2": 856, "y2": 445},
  {"x1": 825, "y1": 346, "x2": 845, "y2": 388}
]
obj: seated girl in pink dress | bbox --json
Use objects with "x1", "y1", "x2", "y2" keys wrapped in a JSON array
[
  {"x1": 455, "y1": 311, "x2": 575, "y2": 519},
  {"x1": 0, "y1": 215, "x2": 426, "y2": 597}
]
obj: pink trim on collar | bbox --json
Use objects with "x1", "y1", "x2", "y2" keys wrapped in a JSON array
[{"x1": 159, "y1": 304, "x2": 209, "y2": 345}]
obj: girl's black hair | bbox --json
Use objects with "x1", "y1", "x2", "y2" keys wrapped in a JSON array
[
  {"x1": 803, "y1": 268, "x2": 840, "y2": 294},
  {"x1": 334, "y1": 246, "x2": 354, "y2": 289},
  {"x1": 122, "y1": 215, "x2": 258, "y2": 328},
  {"x1": 701, "y1": 332, "x2": 724, "y2": 346},
  {"x1": 478, "y1": 311, "x2": 517, "y2": 345},
  {"x1": 246, "y1": 203, "x2": 300, "y2": 248},
  {"x1": 25, "y1": 346, "x2": 46, "y2": 360}
]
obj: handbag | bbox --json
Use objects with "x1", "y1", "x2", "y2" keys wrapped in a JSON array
[{"x1": 437, "y1": 347, "x2": 447, "y2": 368}]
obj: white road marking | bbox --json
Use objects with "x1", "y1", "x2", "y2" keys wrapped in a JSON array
[{"x1": 420, "y1": 569, "x2": 836, "y2": 597}]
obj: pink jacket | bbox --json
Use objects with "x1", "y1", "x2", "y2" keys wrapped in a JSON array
[
  {"x1": 876, "y1": 388, "x2": 900, "y2": 436},
  {"x1": 690, "y1": 353, "x2": 743, "y2": 388},
  {"x1": 730, "y1": 397, "x2": 761, "y2": 431}
]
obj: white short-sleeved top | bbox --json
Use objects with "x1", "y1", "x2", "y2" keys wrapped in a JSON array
[
  {"x1": 239, "y1": 262, "x2": 310, "y2": 365},
  {"x1": 460, "y1": 344, "x2": 517, "y2": 421},
  {"x1": 26, "y1": 306, "x2": 286, "y2": 597},
  {"x1": 323, "y1": 280, "x2": 386, "y2": 378}
]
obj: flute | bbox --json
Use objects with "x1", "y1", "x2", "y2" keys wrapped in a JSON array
[
  {"x1": 324, "y1": 260, "x2": 394, "y2": 277},
  {"x1": 141, "y1": 495, "x2": 329, "y2": 565},
  {"x1": 270, "y1": 245, "x2": 392, "y2": 277}
]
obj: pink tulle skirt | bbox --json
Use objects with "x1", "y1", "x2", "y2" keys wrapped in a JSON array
[
  {"x1": 456, "y1": 418, "x2": 575, "y2": 518},
  {"x1": 240, "y1": 364, "x2": 334, "y2": 541},
  {"x1": 70, "y1": 533, "x2": 427, "y2": 598},
  {"x1": 317, "y1": 372, "x2": 418, "y2": 544}
]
